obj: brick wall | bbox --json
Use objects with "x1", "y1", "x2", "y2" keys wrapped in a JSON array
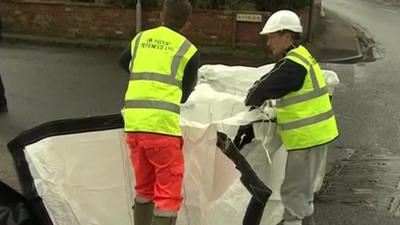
[
  {"x1": 0, "y1": 0, "x2": 320, "y2": 47},
  {"x1": 0, "y1": 1, "x2": 137, "y2": 39}
]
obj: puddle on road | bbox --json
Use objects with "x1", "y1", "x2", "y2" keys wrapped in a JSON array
[{"x1": 317, "y1": 150, "x2": 400, "y2": 216}]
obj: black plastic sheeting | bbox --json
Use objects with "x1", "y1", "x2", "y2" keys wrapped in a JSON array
[
  {"x1": 7, "y1": 114, "x2": 124, "y2": 225},
  {"x1": 216, "y1": 131, "x2": 272, "y2": 225},
  {"x1": 6, "y1": 113, "x2": 270, "y2": 225},
  {"x1": 0, "y1": 180, "x2": 39, "y2": 225}
]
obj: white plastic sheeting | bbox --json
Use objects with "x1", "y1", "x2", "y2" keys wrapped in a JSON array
[
  {"x1": 22, "y1": 64, "x2": 339, "y2": 225},
  {"x1": 24, "y1": 130, "x2": 135, "y2": 225}
]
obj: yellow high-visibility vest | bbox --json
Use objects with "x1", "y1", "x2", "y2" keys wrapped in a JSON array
[
  {"x1": 123, "y1": 26, "x2": 197, "y2": 136},
  {"x1": 276, "y1": 45, "x2": 339, "y2": 150}
]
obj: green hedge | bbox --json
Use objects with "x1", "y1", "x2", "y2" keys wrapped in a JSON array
[{"x1": 110, "y1": 0, "x2": 312, "y2": 11}]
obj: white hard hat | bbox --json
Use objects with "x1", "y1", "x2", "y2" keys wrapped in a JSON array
[{"x1": 260, "y1": 10, "x2": 303, "y2": 35}]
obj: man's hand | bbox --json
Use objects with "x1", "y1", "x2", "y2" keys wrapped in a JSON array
[
  {"x1": 216, "y1": 132, "x2": 228, "y2": 150},
  {"x1": 233, "y1": 124, "x2": 255, "y2": 150}
]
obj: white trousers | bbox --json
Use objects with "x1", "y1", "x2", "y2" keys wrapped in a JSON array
[{"x1": 281, "y1": 145, "x2": 328, "y2": 222}]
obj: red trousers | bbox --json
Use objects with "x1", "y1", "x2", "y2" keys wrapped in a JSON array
[{"x1": 126, "y1": 133, "x2": 184, "y2": 211}]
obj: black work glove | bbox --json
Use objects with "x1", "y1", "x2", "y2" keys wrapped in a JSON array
[
  {"x1": 233, "y1": 124, "x2": 255, "y2": 150},
  {"x1": 216, "y1": 131, "x2": 228, "y2": 151}
]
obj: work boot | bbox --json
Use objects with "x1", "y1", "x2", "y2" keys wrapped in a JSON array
[
  {"x1": 303, "y1": 215, "x2": 316, "y2": 225},
  {"x1": 133, "y1": 201, "x2": 154, "y2": 225},
  {"x1": 283, "y1": 220, "x2": 302, "y2": 225},
  {"x1": 0, "y1": 104, "x2": 7, "y2": 113},
  {"x1": 150, "y1": 215, "x2": 177, "y2": 225}
]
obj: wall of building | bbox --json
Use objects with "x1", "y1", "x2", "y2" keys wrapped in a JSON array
[{"x1": 0, "y1": 0, "x2": 321, "y2": 47}]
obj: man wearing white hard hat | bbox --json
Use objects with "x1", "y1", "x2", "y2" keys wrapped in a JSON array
[{"x1": 244, "y1": 10, "x2": 339, "y2": 225}]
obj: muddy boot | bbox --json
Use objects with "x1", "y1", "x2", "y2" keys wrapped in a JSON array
[
  {"x1": 283, "y1": 220, "x2": 302, "y2": 225},
  {"x1": 150, "y1": 215, "x2": 177, "y2": 225},
  {"x1": 302, "y1": 215, "x2": 316, "y2": 225},
  {"x1": 133, "y1": 202, "x2": 154, "y2": 225},
  {"x1": 0, "y1": 104, "x2": 7, "y2": 112}
]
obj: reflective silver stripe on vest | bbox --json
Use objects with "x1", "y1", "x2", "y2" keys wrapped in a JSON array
[
  {"x1": 130, "y1": 33, "x2": 144, "y2": 71},
  {"x1": 130, "y1": 73, "x2": 182, "y2": 88},
  {"x1": 171, "y1": 40, "x2": 192, "y2": 79},
  {"x1": 125, "y1": 100, "x2": 180, "y2": 114},
  {"x1": 276, "y1": 86, "x2": 328, "y2": 108},
  {"x1": 279, "y1": 110, "x2": 334, "y2": 130},
  {"x1": 129, "y1": 39, "x2": 192, "y2": 88},
  {"x1": 287, "y1": 51, "x2": 319, "y2": 90}
]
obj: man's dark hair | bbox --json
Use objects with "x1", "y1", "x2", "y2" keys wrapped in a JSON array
[
  {"x1": 163, "y1": 0, "x2": 192, "y2": 30},
  {"x1": 278, "y1": 30, "x2": 302, "y2": 44}
]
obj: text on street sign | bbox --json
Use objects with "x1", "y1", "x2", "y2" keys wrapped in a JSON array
[{"x1": 236, "y1": 13, "x2": 263, "y2": 23}]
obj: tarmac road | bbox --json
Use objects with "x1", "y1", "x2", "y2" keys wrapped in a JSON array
[
  {"x1": 313, "y1": 0, "x2": 400, "y2": 224},
  {"x1": 0, "y1": 44, "x2": 129, "y2": 189}
]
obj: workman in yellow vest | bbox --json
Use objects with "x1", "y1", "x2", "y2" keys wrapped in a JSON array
[
  {"x1": 118, "y1": 1, "x2": 199, "y2": 225},
  {"x1": 244, "y1": 10, "x2": 339, "y2": 225}
]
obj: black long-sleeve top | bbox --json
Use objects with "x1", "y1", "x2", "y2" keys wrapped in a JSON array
[
  {"x1": 245, "y1": 47, "x2": 307, "y2": 107},
  {"x1": 119, "y1": 27, "x2": 200, "y2": 104}
]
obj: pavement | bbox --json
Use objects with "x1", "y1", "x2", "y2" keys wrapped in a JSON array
[
  {"x1": 2, "y1": 9, "x2": 364, "y2": 67},
  {"x1": 305, "y1": 9, "x2": 364, "y2": 63}
]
